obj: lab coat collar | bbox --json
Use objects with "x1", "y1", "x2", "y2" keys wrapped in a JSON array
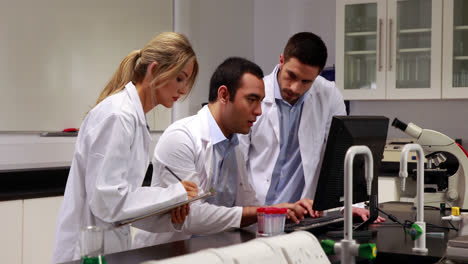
[
  {"x1": 262, "y1": 66, "x2": 281, "y2": 143},
  {"x1": 196, "y1": 106, "x2": 215, "y2": 191},
  {"x1": 198, "y1": 105, "x2": 239, "y2": 146},
  {"x1": 263, "y1": 65, "x2": 279, "y2": 104},
  {"x1": 273, "y1": 66, "x2": 282, "y2": 101},
  {"x1": 125, "y1": 82, "x2": 148, "y2": 128},
  {"x1": 198, "y1": 106, "x2": 213, "y2": 143},
  {"x1": 206, "y1": 105, "x2": 228, "y2": 145}
]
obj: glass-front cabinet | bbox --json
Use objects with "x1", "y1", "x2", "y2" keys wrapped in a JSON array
[
  {"x1": 336, "y1": 0, "x2": 443, "y2": 100},
  {"x1": 336, "y1": 0, "x2": 386, "y2": 99},
  {"x1": 443, "y1": 0, "x2": 468, "y2": 98}
]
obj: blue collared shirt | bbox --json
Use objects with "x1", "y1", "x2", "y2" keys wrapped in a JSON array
[
  {"x1": 265, "y1": 67, "x2": 307, "y2": 205},
  {"x1": 204, "y1": 108, "x2": 239, "y2": 207}
]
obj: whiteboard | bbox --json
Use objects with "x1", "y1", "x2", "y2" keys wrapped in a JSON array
[{"x1": 0, "y1": 0, "x2": 173, "y2": 131}]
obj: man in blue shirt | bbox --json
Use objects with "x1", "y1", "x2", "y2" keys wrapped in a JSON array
[{"x1": 240, "y1": 32, "x2": 385, "y2": 223}]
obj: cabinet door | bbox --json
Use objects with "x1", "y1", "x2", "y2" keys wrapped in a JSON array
[
  {"x1": 386, "y1": 0, "x2": 442, "y2": 99},
  {"x1": 336, "y1": 0, "x2": 387, "y2": 100},
  {"x1": 23, "y1": 196, "x2": 64, "y2": 264},
  {"x1": 0, "y1": 200, "x2": 22, "y2": 264},
  {"x1": 442, "y1": 0, "x2": 468, "y2": 98}
]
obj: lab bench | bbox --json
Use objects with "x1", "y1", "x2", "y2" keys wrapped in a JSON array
[
  {"x1": 0, "y1": 165, "x2": 451, "y2": 264},
  {"x1": 61, "y1": 202, "x2": 454, "y2": 264}
]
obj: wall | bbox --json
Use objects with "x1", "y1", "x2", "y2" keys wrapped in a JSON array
[
  {"x1": 350, "y1": 100, "x2": 468, "y2": 142},
  {"x1": 253, "y1": 0, "x2": 337, "y2": 73},
  {"x1": 0, "y1": 0, "x2": 173, "y2": 169},
  {"x1": 1, "y1": 0, "x2": 256, "y2": 169},
  {"x1": 172, "y1": 0, "x2": 255, "y2": 120},
  {"x1": 0, "y1": 0, "x2": 173, "y2": 132}
]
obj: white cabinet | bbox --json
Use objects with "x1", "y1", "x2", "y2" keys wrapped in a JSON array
[
  {"x1": 0, "y1": 200, "x2": 23, "y2": 264},
  {"x1": 336, "y1": 0, "x2": 443, "y2": 100},
  {"x1": 0, "y1": 197, "x2": 63, "y2": 264},
  {"x1": 442, "y1": 0, "x2": 468, "y2": 98},
  {"x1": 23, "y1": 196, "x2": 64, "y2": 264}
]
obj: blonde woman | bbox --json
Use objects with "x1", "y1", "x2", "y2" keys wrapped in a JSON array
[{"x1": 52, "y1": 32, "x2": 199, "y2": 263}]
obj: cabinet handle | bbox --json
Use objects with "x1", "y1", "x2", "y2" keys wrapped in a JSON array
[
  {"x1": 378, "y1": 18, "x2": 383, "y2": 72},
  {"x1": 388, "y1": 18, "x2": 393, "y2": 71}
]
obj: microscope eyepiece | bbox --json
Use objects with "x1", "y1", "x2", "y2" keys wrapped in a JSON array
[{"x1": 392, "y1": 118, "x2": 408, "y2": 132}]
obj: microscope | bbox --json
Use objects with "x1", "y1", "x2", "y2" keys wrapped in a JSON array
[{"x1": 392, "y1": 118, "x2": 468, "y2": 208}]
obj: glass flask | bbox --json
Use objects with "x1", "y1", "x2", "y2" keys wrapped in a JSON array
[{"x1": 81, "y1": 226, "x2": 107, "y2": 264}]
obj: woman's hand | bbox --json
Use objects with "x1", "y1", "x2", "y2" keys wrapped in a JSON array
[{"x1": 181, "y1": 180, "x2": 198, "y2": 199}]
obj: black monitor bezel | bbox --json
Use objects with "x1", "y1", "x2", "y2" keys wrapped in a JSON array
[{"x1": 312, "y1": 115, "x2": 389, "y2": 229}]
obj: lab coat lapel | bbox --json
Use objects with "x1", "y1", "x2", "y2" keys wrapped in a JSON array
[
  {"x1": 298, "y1": 85, "x2": 322, "y2": 199},
  {"x1": 125, "y1": 82, "x2": 147, "y2": 128},
  {"x1": 266, "y1": 104, "x2": 280, "y2": 143},
  {"x1": 299, "y1": 91, "x2": 316, "y2": 143},
  {"x1": 263, "y1": 69, "x2": 280, "y2": 143},
  {"x1": 126, "y1": 82, "x2": 151, "y2": 158},
  {"x1": 198, "y1": 106, "x2": 215, "y2": 193},
  {"x1": 203, "y1": 143, "x2": 215, "y2": 193}
]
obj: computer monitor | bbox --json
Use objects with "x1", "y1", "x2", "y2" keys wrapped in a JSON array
[{"x1": 312, "y1": 116, "x2": 389, "y2": 228}]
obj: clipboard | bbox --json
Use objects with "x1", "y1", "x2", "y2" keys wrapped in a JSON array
[{"x1": 114, "y1": 189, "x2": 216, "y2": 228}]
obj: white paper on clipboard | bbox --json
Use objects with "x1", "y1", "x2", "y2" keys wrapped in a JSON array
[{"x1": 114, "y1": 190, "x2": 216, "y2": 228}]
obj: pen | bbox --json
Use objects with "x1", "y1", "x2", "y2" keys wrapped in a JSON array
[
  {"x1": 165, "y1": 166, "x2": 183, "y2": 182},
  {"x1": 165, "y1": 166, "x2": 216, "y2": 195}
]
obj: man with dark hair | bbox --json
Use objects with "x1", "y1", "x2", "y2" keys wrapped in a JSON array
[
  {"x1": 133, "y1": 57, "x2": 309, "y2": 248},
  {"x1": 206, "y1": 57, "x2": 266, "y2": 135},
  {"x1": 208, "y1": 57, "x2": 264, "y2": 103},
  {"x1": 239, "y1": 32, "x2": 384, "y2": 222}
]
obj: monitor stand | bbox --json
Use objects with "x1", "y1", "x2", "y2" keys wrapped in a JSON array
[{"x1": 325, "y1": 194, "x2": 379, "y2": 240}]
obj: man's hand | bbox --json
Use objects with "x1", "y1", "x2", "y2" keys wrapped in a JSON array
[
  {"x1": 352, "y1": 207, "x2": 386, "y2": 223},
  {"x1": 171, "y1": 204, "x2": 190, "y2": 224},
  {"x1": 294, "y1": 198, "x2": 323, "y2": 218},
  {"x1": 181, "y1": 180, "x2": 198, "y2": 199},
  {"x1": 272, "y1": 200, "x2": 323, "y2": 224}
]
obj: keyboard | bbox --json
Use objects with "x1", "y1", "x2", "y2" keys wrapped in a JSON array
[{"x1": 284, "y1": 210, "x2": 344, "y2": 233}]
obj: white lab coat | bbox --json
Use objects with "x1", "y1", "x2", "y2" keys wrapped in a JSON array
[
  {"x1": 132, "y1": 106, "x2": 260, "y2": 248},
  {"x1": 51, "y1": 82, "x2": 187, "y2": 264},
  {"x1": 239, "y1": 66, "x2": 347, "y2": 204}
]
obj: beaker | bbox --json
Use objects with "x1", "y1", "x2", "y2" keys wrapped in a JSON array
[{"x1": 81, "y1": 226, "x2": 106, "y2": 264}]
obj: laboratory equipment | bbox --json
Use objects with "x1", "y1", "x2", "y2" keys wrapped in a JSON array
[
  {"x1": 262, "y1": 207, "x2": 287, "y2": 236},
  {"x1": 380, "y1": 138, "x2": 459, "y2": 203},
  {"x1": 399, "y1": 144, "x2": 428, "y2": 254},
  {"x1": 256, "y1": 207, "x2": 265, "y2": 235},
  {"x1": 81, "y1": 226, "x2": 106, "y2": 264},
  {"x1": 321, "y1": 146, "x2": 377, "y2": 264},
  {"x1": 442, "y1": 207, "x2": 468, "y2": 236},
  {"x1": 283, "y1": 210, "x2": 343, "y2": 233},
  {"x1": 392, "y1": 118, "x2": 468, "y2": 208}
]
